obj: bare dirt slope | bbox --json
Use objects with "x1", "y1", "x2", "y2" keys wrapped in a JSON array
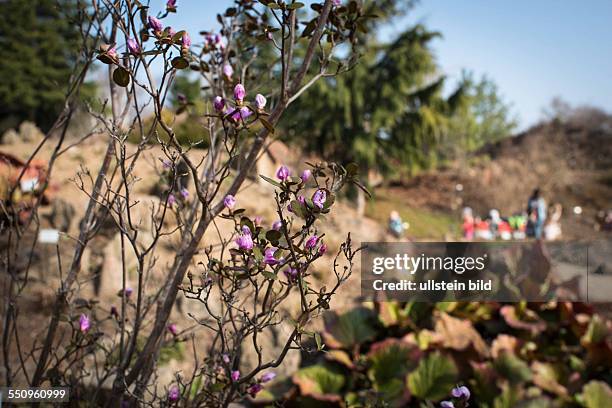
[{"x1": 392, "y1": 112, "x2": 612, "y2": 239}]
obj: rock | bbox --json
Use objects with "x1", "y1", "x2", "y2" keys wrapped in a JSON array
[
  {"x1": 2, "y1": 129, "x2": 20, "y2": 144},
  {"x1": 19, "y1": 121, "x2": 45, "y2": 143}
]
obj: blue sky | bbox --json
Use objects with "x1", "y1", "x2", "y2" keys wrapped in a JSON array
[{"x1": 164, "y1": 0, "x2": 612, "y2": 129}]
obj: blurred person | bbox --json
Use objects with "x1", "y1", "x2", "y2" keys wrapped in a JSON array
[
  {"x1": 388, "y1": 210, "x2": 408, "y2": 238},
  {"x1": 526, "y1": 188, "x2": 547, "y2": 239},
  {"x1": 544, "y1": 203, "x2": 563, "y2": 240},
  {"x1": 474, "y1": 216, "x2": 493, "y2": 240},
  {"x1": 462, "y1": 206, "x2": 475, "y2": 240},
  {"x1": 509, "y1": 212, "x2": 527, "y2": 240},
  {"x1": 498, "y1": 219, "x2": 513, "y2": 240},
  {"x1": 489, "y1": 208, "x2": 501, "y2": 237}
]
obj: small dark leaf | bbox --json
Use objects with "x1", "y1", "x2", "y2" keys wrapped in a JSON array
[
  {"x1": 171, "y1": 57, "x2": 189, "y2": 69},
  {"x1": 112, "y1": 67, "x2": 130, "y2": 87},
  {"x1": 260, "y1": 118, "x2": 275, "y2": 133}
]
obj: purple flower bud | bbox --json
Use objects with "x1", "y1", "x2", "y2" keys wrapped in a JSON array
[
  {"x1": 247, "y1": 383, "x2": 263, "y2": 397},
  {"x1": 231, "y1": 106, "x2": 252, "y2": 121},
  {"x1": 236, "y1": 226, "x2": 253, "y2": 251},
  {"x1": 168, "y1": 385, "x2": 180, "y2": 402},
  {"x1": 162, "y1": 159, "x2": 172, "y2": 169},
  {"x1": 255, "y1": 94, "x2": 267, "y2": 110},
  {"x1": 440, "y1": 402, "x2": 454, "y2": 408},
  {"x1": 127, "y1": 38, "x2": 140, "y2": 54},
  {"x1": 234, "y1": 83, "x2": 246, "y2": 103},
  {"x1": 264, "y1": 247, "x2": 279, "y2": 265},
  {"x1": 319, "y1": 243, "x2": 328, "y2": 255},
  {"x1": 167, "y1": 194, "x2": 176, "y2": 207},
  {"x1": 214, "y1": 33, "x2": 222, "y2": 44},
  {"x1": 222, "y1": 353, "x2": 230, "y2": 364},
  {"x1": 332, "y1": 0, "x2": 342, "y2": 6},
  {"x1": 224, "y1": 194, "x2": 236, "y2": 209},
  {"x1": 177, "y1": 93, "x2": 187, "y2": 104},
  {"x1": 148, "y1": 16, "x2": 163, "y2": 33},
  {"x1": 223, "y1": 64, "x2": 234, "y2": 79},
  {"x1": 276, "y1": 165, "x2": 290, "y2": 181},
  {"x1": 182, "y1": 32, "x2": 191, "y2": 48},
  {"x1": 110, "y1": 306, "x2": 119, "y2": 318},
  {"x1": 451, "y1": 386, "x2": 470, "y2": 400},
  {"x1": 231, "y1": 370, "x2": 240, "y2": 382},
  {"x1": 272, "y1": 220, "x2": 282, "y2": 231},
  {"x1": 167, "y1": 26, "x2": 177, "y2": 38},
  {"x1": 254, "y1": 216, "x2": 263, "y2": 227},
  {"x1": 166, "y1": 0, "x2": 177, "y2": 10},
  {"x1": 260, "y1": 372, "x2": 276, "y2": 383},
  {"x1": 305, "y1": 235, "x2": 318, "y2": 249},
  {"x1": 284, "y1": 267, "x2": 298, "y2": 283},
  {"x1": 301, "y1": 169, "x2": 312, "y2": 183},
  {"x1": 180, "y1": 187, "x2": 189, "y2": 199},
  {"x1": 213, "y1": 96, "x2": 226, "y2": 113},
  {"x1": 79, "y1": 314, "x2": 90, "y2": 333},
  {"x1": 124, "y1": 287, "x2": 133, "y2": 297},
  {"x1": 297, "y1": 195, "x2": 305, "y2": 204},
  {"x1": 107, "y1": 46, "x2": 118, "y2": 60},
  {"x1": 312, "y1": 189, "x2": 327, "y2": 209},
  {"x1": 167, "y1": 323, "x2": 178, "y2": 336}
]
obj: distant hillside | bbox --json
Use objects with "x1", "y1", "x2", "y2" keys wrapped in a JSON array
[{"x1": 389, "y1": 109, "x2": 612, "y2": 239}]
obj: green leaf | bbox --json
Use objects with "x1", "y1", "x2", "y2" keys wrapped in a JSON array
[
  {"x1": 367, "y1": 339, "x2": 417, "y2": 401},
  {"x1": 266, "y1": 229, "x2": 282, "y2": 243},
  {"x1": 323, "y1": 307, "x2": 378, "y2": 349},
  {"x1": 293, "y1": 364, "x2": 345, "y2": 398},
  {"x1": 406, "y1": 352, "x2": 458, "y2": 401},
  {"x1": 494, "y1": 352, "x2": 532, "y2": 384},
  {"x1": 259, "y1": 174, "x2": 282, "y2": 188},
  {"x1": 287, "y1": 2, "x2": 304, "y2": 9},
  {"x1": 172, "y1": 57, "x2": 189, "y2": 69},
  {"x1": 579, "y1": 381, "x2": 612, "y2": 408},
  {"x1": 112, "y1": 67, "x2": 130, "y2": 87},
  {"x1": 260, "y1": 117, "x2": 275, "y2": 133}
]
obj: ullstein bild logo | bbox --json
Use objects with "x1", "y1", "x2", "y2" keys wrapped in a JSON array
[{"x1": 360, "y1": 241, "x2": 611, "y2": 302}]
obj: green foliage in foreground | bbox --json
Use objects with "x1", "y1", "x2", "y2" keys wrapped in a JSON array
[{"x1": 256, "y1": 300, "x2": 611, "y2": 407}]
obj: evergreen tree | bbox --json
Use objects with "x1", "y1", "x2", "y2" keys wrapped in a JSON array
[{"x1": 0, "y1": 0, "x2": 88, "y2": 133}]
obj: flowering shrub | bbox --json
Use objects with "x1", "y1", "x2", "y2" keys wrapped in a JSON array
[{"x1": 1, "y1": 0, "x2": 373, "y2": 406}]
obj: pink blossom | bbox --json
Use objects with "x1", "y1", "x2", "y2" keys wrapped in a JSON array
[
  {"x1": 272, "y1": 220, "x2": 282, "y2": 231},
  {"x1": 254, "y1": 216, "x2": 263, "y2": 227},
  {"x1": 276, "y1": 165, "x2": 290, "y2": 181},
  {"x1": 213, "y1": 96, "x2": 226, "y2": 113},
  {"x1": 223, "y1": 64, "x2": 234, "y2": 79},
  {"x1": 179, "y1": 187, "x2": 189, "y2": 199},
  {"x1": 260, "y1": 372, "x2": 277, "y2": 383},
  {"x1": 224, "y1": 194, "x2": 236, "y2": 209},
  {"x1": 127, "y1": 38, "x2": 140, "y2": 54},
  {"x1": 231, "y1": 106, "x2": 252, "y2": 121},
  {"x1": 247, "y1": 383, "x2": 263, "y2": 397},
  {"x1": 168, "y1": 385, "x2": 180, "y2": 402},
  {"x1": 318, "y1": 243, "x2": 328, "y2": 255},
  {"x1": 148, "y1": 16, "x2": 163, "y2": 33},
  {"x1": 284, "y1": 267, "x2": 298, "y2": 283},
  {"x1": 312, "y1": 189, "x2": 327, "y2": 209},
  {"x1": 107, "y1": 46, "x2": 117, "y2": 60},
  {"x1": 301, "y1": 169, "x2": 312, "y2": 183},
  {"x1": 255, "y1": 94, "x2": 267, "y2": 110},
  {"x1": 305, "y1": 235, "x2": 318, "y2": 249},
  {"x1": 79, "y1": 314, "x2": 90, "y2": 333},
  {"x1": 182, "y1": 32, "x2": 191, "y2": 48},
  {"x1": 264, "y1": 247, "x2": 279, "y2": 265},
  {"x1": 332, "y1": 0, "x2": 342, "y2": 6},
  {"x1": 167, "y1": 323, "x2": 178, "y2": 336},
  {"x1": 166, "y1": 0, "x2": 177, "y2": 10},
  {"x1": 233, "y1": 83, "x2": 246, "y2": 103},
  {"x1": 167, "y1": 194, "x2": 176, "y2": 207},
  {"x1": 222, "y1": 353, "x2": 230, "y2": 364},
  {"x1": 236, "y1": 226, "x2": 253, "y2": 251},
  {"x1": 231, "y1": 370, "x2": 240, "y2": 382}
]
